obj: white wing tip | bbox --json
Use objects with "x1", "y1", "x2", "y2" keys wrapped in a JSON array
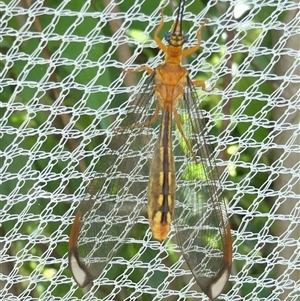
[
  {"x1": 69, "y1": 250, "x2": 93, "y2": 288},
  {"x1": 206, "y1": 267, "x2": 230, "y2": 300}
]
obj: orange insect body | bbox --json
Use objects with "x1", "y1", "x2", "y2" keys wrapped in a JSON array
[{"x1": 145, "y1": 13, "x2": 208, "y2": 241}]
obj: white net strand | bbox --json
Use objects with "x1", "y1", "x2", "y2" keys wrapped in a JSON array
[{"x1": 0, "y1": 0, "x2": 300, "y2": 300}]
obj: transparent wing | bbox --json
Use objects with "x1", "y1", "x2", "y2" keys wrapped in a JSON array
[
  {"x1": 69, "y1": 72, "x2": 157, "y2": 287},
  {"x1": 174, "y1": 76, "x2": 232, "y2": 300}
]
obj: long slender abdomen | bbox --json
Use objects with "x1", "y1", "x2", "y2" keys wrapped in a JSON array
[{"x1": 148, "y1": 108, "x2": 176, "y2": 241}]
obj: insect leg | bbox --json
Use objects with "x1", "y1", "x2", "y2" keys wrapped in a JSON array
[{"x1": 182, "y1": 20, "x2": 208, "y2": 57}]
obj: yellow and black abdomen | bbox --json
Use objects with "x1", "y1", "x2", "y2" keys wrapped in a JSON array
[{"x1": 148, "y1": 108, "x2": 176, "y2": 241}]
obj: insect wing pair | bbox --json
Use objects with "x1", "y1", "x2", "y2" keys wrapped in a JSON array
[{"x1": 69, "y1": 2, "x2": 231, "y2": 299}]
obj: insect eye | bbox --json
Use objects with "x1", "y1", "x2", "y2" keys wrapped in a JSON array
[
  {"x1": 183, "y1": 33, "x2": 189, "y2": 43},
  {"x1": 165, "y1": 32, "x2": 171, "y2": 43}
]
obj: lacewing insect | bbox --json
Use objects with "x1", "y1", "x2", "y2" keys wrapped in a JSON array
[{"x1": 69, "y1": 0, "x2": 231, "y2": 299}]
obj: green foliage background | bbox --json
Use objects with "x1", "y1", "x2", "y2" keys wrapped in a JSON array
[{"x1": 0, "y1": 0, "x2": 282, "y2": 299}]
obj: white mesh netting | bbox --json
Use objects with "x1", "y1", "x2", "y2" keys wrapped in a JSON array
[{"x1": 0, "y1": 0, "x2": 300, "y2": 300}]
